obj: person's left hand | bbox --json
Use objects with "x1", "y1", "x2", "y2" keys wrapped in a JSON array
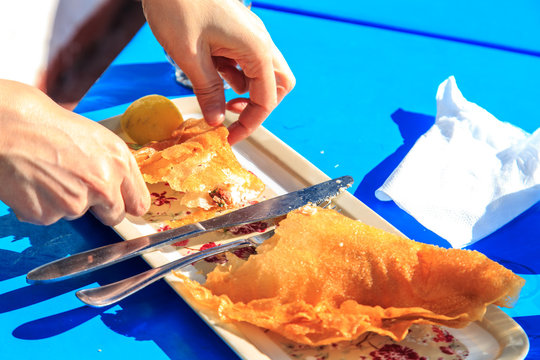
[
  {"x1": 0, "y1": 80, "x2": 150, "y2": 226},
  {"x1": 142, "y1": 0, "x2": 295, "y2": 144}
]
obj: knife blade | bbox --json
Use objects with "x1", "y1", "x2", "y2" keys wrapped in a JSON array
[{"x1": 27, "y1": 176, "x2": 353, "y2": 283}]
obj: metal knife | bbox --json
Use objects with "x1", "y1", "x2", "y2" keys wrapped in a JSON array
[{"x1": 27, "y1": 176, "x2": 353, "y2": 283}]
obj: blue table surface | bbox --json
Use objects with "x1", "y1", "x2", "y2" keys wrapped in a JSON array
[
  {"x1": 254, "y1": 0, "x2": 540, "y2": 56},
  {"x1": 2, "y1": 3, "x2": 540, "y2": 359}
]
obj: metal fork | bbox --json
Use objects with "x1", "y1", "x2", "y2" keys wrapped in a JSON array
[
  {"x1": 76, "y1": 230, "x2": 276, "y2": 307},
  {"x1": 76, "y1": 201, "x2": 337, "y2": 307}
]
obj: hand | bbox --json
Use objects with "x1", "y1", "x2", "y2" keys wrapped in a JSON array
[
  {"x1": 0, "y1": 80, "x2": 150, "y2": 226},
  {"x1": 142, "y1": 0, "x2": 295, "y2": 144}
]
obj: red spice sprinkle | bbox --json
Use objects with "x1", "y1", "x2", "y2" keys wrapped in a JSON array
[
  {"x1": 232, "y1": 246, "x2": 257, "y2": 259},
  {"x1": 199, "y1": 242, "x2": 218, "y2": 251},
  {"x1": 196, "y1": 242, "x2": 227, "y2": 263},
  {"x1": 151, "y1": 191, "x2": 177, "y2": 206},
  {"x1": 229, "y1": 221, "x2": 268, "y2": 235},
  {"x1": 432, "y1": 326, "x2": 455, "y2": 343},
  {"x1": 369, "y1": 344, "x2": 426, "y2": 360},
  {"x1": 157, "y1": 225, "x2": 172, "y2": 232},
  {"x1": 204, "y1": 255, "x2": 227, "y2": 264},
  {"x1": 439, "y1": 346, "x2": 455, "y2": 355},
  {"x1": 172, "y1": 239, "x2": 189, "y2": 247}
]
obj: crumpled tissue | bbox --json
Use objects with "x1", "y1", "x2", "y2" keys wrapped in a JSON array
[{"x1": 375, "y1": 76, "x2": 540, "y2": 248}]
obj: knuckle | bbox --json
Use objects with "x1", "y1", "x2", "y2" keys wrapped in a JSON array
[
  {"x1": 256, "y1": 46, "x2": 274, "y2": 67},
  {"x1": 40, "y1": 216, "x2": 61, "y2": 226},
  {"x1": 250, "y1": 12, "x2": 267, "y2": 29},
  {"x1": 14, "y1": 207, "x2": 42, "y2": 225},
  {"x1": 99, "y1": 216, "x2": 118, "y2": 227},
  {"x1": 89, "y1": 186, "x2": 117, "y2": 213},
  {"x1": 101, "y1": 207, "x2": 125, "y2": 226},
  {"x1": 192, "y1": 80, "x2": 224, "y2": 98},
  {"x1": 18, "y1": 211, "x2": 59, "y2": 226},
  {"x1": 287, "y1": 73, "x2": 296, "y2": 90},
  {"x1": 64, "y1": 200, "x2": 88, "y2": 218},
  {"x1": 111, "y1": 140, "x2": 133, "y2": 160},
  {"x1": 259, "y1": 98, "x2": 277, "y2": 114},
  {"x1": 14, "y1": 212, "x2": 34, "y2": 224},
  {"x1": 91, "y1": 200, "x2": 123, "y2": 226},
  {"x1": 251, "y1": 31, "x2": 272, "y2": 50}
]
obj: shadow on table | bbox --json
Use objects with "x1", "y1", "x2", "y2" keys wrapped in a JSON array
[
  {"x1": 11, "y1": 281, "x2": 237, "y2": 360},
  {"x1": 469, "y1": 202, "x2": 540, "y2": 274},
  {"x1": 74, "y1": 62, "x2": 194, "y2": 114},
  {"x1": 514, "y1": 315, "x2": 540, "y2": 359},
  {"x1": 9, "y1": 279, "x2": 237, "y2": 360},
  {"x1": 354, "y1": 108, "x2": 540, "y2": 274},
  {"x1": 0, "y1": 211, "x2": 141, "y2": 312},
  {"x1": 353, "y1": 108, "x2": 448, "y2": 247},
  {"x1": 354, "y1": 108, "x2": 434, "y2": 201},
  {"x1": 0, "y1": 210, "x2": 238, "y2": 360},
  {"x1": 0, "y1": 211, "x2": 120, "y2": 282}
]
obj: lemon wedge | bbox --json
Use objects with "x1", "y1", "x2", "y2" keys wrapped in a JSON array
[{"x1": 121, "y1": 94, "x2": 183, "y2": 145}]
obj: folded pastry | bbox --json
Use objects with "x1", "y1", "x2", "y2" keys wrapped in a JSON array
[
  {"x1": 131, "y1": 118, "x2": 265, "y2": 225},
  {"x1": 176, "y1": 206, "x2": 524, "y2": 346}
]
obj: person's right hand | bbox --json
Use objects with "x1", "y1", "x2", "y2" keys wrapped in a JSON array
[
  {"x1": 142, "y1": 0, "x2": 295, "y2": 145},
  {"x1": 0, "y1": 80, "x2": 150, "y2": 226}
]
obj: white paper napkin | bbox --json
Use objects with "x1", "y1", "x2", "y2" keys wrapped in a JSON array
[{"x1": 375, "y1": 76, "x2": 540, "y2": 248}]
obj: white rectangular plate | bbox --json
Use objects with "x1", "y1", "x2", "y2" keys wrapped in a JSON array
[{"x1": 100, "y1": 96, "x2": 529, "y2": 360}]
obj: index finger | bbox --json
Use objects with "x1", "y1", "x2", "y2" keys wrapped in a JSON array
[
  {"x1": 271, "y1": 44, "x2": 295, "y2": 103},
  {"x1": 121, "y1": 154, "x2": 151, "y2": 217},
  {"x1": 227, "y1": 101, "x2": 272, "y2": 144},
  {"x1": 245, "y1": 52, "x2": 277, "y2": 115},
  {"x1": 228, "y1": 52, "x2": 277, "y2": 144}
]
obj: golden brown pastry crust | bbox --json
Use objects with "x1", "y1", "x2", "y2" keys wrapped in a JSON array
[
  {"x1": 132, "y1": 118, "x2": 265, "y2": 225},
  {"x1": 176, "y1": 206, "x2": 524, "y2": 345}
]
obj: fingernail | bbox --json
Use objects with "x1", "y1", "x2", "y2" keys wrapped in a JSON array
[
  {"x1": 205, "y1": 104, "x2": 225, "y2": 126},
  {"x1": 139, "y1": 194, "x2": 151, "y2": 215}
]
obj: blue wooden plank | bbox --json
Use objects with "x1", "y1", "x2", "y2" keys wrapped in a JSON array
[{"x1": 254, "y1": 0, "x2": 540, "y2": 56}]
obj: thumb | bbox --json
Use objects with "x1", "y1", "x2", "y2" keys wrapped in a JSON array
[{"x1": 183, "y1": 54, "x2": 226, "y2": 126}]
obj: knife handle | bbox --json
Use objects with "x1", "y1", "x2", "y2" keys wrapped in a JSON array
[{"x1": 26, "y1": 223, "x2": 203, "y2": 283}]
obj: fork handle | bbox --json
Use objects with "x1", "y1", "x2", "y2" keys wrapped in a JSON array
[{"x1": 76, "y1": 237, "x2": 251, "y2": 307}]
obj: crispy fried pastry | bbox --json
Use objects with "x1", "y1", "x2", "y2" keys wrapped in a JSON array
[
  {"x1": 132, "y1": 118, "x2": 265, "y2": 224},
  {"x1": 176, "y1": 206, "x2": 524, "y2": 346}
]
